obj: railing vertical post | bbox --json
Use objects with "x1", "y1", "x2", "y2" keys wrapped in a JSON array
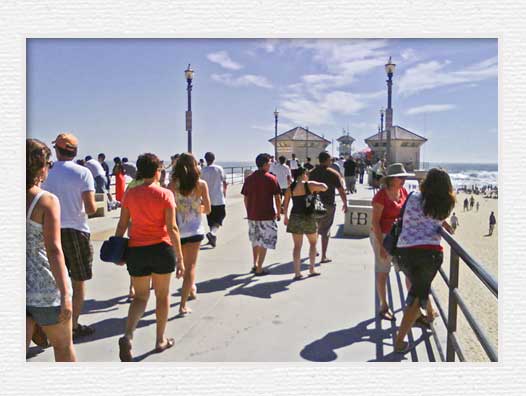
[
  {"x1": 446, "y1": 249, "x2": 460, "y2": 361},
  {"x1": 231, "y1": 167, "x2": 234, "y2": 185}
]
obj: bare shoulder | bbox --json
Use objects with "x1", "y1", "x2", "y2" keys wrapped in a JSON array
[{"x1": 39, "y1": 192, "x2": 59, "y2": 209}]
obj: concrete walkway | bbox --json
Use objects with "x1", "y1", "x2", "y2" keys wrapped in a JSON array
[{"x1": 27, "y1": 180, "x2": 439, "y2": 362}]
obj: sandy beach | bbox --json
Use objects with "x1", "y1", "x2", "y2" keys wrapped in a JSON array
[{"x1": 432, "y1": 192, "x2": 498, "y2": 361}]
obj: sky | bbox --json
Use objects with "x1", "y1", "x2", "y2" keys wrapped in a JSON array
[{"x1": 26, "y1": 38, "x2": 498, "y2": 164}]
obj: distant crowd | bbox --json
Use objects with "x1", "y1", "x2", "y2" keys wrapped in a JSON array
[{"x1": 28, "y1": 132, "x2": 470, "y2": 361}]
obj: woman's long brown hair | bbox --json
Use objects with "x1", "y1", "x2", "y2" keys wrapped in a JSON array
[
  {"x1": 171, "y1": 152, "x2": 200, "y2": 196},
  {"x1": 420, "y1": 168, "x2": 456, "y2": 220},
  {"x1": 27, "y1": 138, "x2": 51, "y2": 190}
]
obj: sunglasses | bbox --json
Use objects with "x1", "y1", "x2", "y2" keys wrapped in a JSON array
[{"x1": 47, "y1": 160, "x2": 54, "y2": 169}]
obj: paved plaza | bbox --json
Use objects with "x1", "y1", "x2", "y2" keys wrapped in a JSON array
[{"x1": 27, "y1": 183, "x2": 440, "y2": 362}]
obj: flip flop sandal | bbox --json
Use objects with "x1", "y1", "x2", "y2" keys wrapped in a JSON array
[
  {"x1": 308, "y1": 272, "x2": 321, "y2": 277},
  {"x1": 379, "y1": 308, "x2": 396, "y2": 321},
  {"x1": 254, "y1": 270, "x2": 270, "y2": 276},
  {"x1": 250, "y1": 266, "x2": 257, "y2": 273},
  {"x1": 155, "y1": 338, "x2": 175, "y2": 353},
  {"x1": 414, "y1": 316, "x2": 431, "y2": 328},
  {"x1": 293, "y1": 274, "x2": 304, "y2": 280},
  {"x1": 320, "y1": 258, "x2": 332, "y2": 263},
  {"x1": 118, "y1": 337, "x2": 132, "y2": 362},
  {"x1": 394, "y1": 341, "x2": 411, "y2": 354}
]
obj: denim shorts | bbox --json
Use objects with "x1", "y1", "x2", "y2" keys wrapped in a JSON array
[{"x1": 26, "y1": 305, "x2": 61, "y2": 326}]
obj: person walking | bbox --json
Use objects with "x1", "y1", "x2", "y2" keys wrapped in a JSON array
[
  {"x1": 241, "y1": 153, "x2": 282, "y2": 276},
  {"x1": 122, "y1": 157, "x2": 137, "y2": 179},
  {"x1": 370, "y1": 163, "x2": 412, "y2": 321},
  {"x1": 358, "y1": 160, "x2": 365, "y2": 184},
  {"x1": 289, "y1": 153, "x2": 299, "y2": 180},
  {"x1": 115, "y1": 153, "x2": 185, "y2": 361},
  {"x1": 309, "y1": 151, "x2": 348, "y2": 263},
  {"x1": 303, "y1": 157, "x2": 314, "y2": 171},
  {"x1": 85, "y1": 155, "x2": 108, "y2": 195},
  {"x1": 476, "y1": 201, "x2": 480, "y2": 212},
  {"x1": 463, "y1": 198, "x2": 469, "y2": 212},
  {"x1": 450, "y1": 212, "x2": 459, "y2": 232},
  {"x1": 343, "y1": 156, "x2": 357, "y2": 194},
  {"x1": 283, "y1": 167, "x2": 327, "y2": 279},
  {"x1": 200, "y1": 152, "x2": 227, "y2": 247},
  {"x1": 272, "y1": 156, "x2": 292, "y2": 208},
  {"x1": 113, "y1": 157, "x2": 126, "y2": 203},
  {"x1": 488, "y1": 211, "x2": 496, "y2": 235},
  {"x1": 393, "y1": 168, "x2": 455, "y2": 353},
  {"x1": 42, "y1": 133, "x2": 97, "y2": 339},
  {"x1": 97, "y1": 153, "x2": 115, "y2": 209},
  {"x1": 26, "y1": 139, "x2": 76, "y2": 362},
  {"x1": 168, "y1": 153, "x2": 211, "y2": 315},
  {"x1": 470, "y1": 195, "x2": 475, "y2": 211}
]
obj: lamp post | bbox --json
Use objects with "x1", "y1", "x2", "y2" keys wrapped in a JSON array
[
  {"x1": 380, "y1": 108, "x2": 385, "y2": 160},
  {"x1": 274, "y1": 108, "x2": 279, "y2": 159},
  {"x1": 384, "y1": 57, "x2": 396, "y2": 165},
  {"x1": 185, "y1": 64, "x2": 194, "y2": 153}
]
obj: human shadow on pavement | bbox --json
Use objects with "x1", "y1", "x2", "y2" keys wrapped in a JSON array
[
  {"x1": 83, "y1": 294, "x2": 131, "y2": 315},
  {"x1": 26, "y1": 345, "x2": 46, "y2": 360},
  {"x1": 227, "y1": 277, "x2": 297, "y2": 299},
  {"x1": 300, "y1": 317, "x2": 399, "y2": 362},
  {"x1": 172, "y1": 273, "x2": 255, "y2": 297}
]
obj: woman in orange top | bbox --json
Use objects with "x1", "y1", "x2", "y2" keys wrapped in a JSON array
[
  {"x1": 113, "y1": 157, "x2": 126, "y2": 202},
  {"x1": 114, "y1": 153, "x2": 185, "y2": 361}
]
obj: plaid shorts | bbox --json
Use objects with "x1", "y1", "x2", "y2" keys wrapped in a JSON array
[{"x1": 61, "y1": 228, "x2": 93, "y2": 281}]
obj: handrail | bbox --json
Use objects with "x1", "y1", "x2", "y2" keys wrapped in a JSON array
[
  {"x1": 223, "y1": 166, "x2": 255, "y2": 185},
  {"x1": 439, "y1": 228, "x2": 498, "y2": 297},
  {"x1": 434, "y1": 227, "x2": 498, "y2": 362}
]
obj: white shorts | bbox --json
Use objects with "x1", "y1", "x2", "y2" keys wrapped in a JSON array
[{"x1": 248, "y1": 220, "x2": 278, "y2": 250}]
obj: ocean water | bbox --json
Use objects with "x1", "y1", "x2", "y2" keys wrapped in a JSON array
[
  {"x1": 422, "y1": 162, "x2": 498, "y2": 188},
  {"x1": 117, "y1": 160, "x2": 498, "y2": 189}
]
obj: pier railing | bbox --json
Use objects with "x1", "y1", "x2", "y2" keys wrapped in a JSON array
[
  {"x1": 430, "y1": 228, "x2": 498, "y2": 362},
  {"x1": 223, "y1": 166, "x2": 255, "y2": 185}
]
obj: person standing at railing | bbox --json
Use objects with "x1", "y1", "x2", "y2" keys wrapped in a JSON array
[
  {"x1": 393, "y1": 168, "x2": 455, "y2": 353},
  {"x1": 370, "y1": 163, "x2": 412, "y2": 321}
]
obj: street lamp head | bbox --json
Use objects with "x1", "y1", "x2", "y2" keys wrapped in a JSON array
[
  {"x1": 274, "y1": 108, "x2": 279, "y2": 117},
  {"x1": 185, "y1": 64, "x2": 194, "y2": 81},
  {"x1": 380, "y1": 108, "x2": 385, "y2": 116},
  {"x1": 385, "y1": 56, "x2": 396, "y2": 75}
]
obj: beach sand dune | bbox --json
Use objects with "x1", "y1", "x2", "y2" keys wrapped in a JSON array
[{"x1": 432, "y1": 192, "x2": 498, "y2": 361}]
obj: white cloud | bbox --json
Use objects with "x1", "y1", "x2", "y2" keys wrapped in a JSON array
[
  {"x1": 279, "y1": 90, "x2": 383, "y2": 126},
  {"x1": 400, "y1": 48, "x2": 421, "y2": 63},
  {"x1": 406, "y1": 104, "x2": 456, "y2": 115},
  {"x1": 207, "y1": 51, "x2": 243, "y2": 70},
  {"x1": 211, "y1": 73, "x2": 273, "y2": 89},
  {"x1": 398, "y1": 56, "x2": 497, "y2": 96}
]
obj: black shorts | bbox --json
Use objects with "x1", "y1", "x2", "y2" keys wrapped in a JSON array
[
  {"x1": 207, "y1": 205, "x2": 226, "y2": 227},
  {"x1": 397, "y1": 248, "x2": 443, "y2": 310},
  {"x1": 126, "y1": 242, "x2": 176, "y2": 277},
  {"x1": 280, "y1": 188, "x2": 287, "y2": 197},
  {"x1": 180, "y1": 234, "x2": 205, "y2": 245}
]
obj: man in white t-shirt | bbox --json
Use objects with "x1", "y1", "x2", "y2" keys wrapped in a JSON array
[
  {"x1": 200, "y1": 152, "x2": 228, "y2": 247},
  {"x1": 42, "y1": 133, "x2": 97, "y2": 339},
  {"x1": 289, "y1": 153, "x2": 299, "y2": 179},
  {"x1": 273, "y1": 156, "x2": 292, "y2": 196}
]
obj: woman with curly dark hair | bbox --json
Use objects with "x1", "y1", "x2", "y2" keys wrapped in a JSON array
[
  {"x1": 26, "y1": 138, "x2": 76, "y2": 361},
  {"x1": 394, "y1": 168, "x2": 456, "y2": 353},
  {"x1": 168, "y1": 153, "x2": 211, "y2": 316}
]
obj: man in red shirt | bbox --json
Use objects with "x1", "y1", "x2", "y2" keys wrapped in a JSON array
[{"x1": 241, "y1": 153, "x2": 282, "y2": 275}]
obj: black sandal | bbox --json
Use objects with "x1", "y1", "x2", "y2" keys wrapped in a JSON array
[{"x1": 73, "y1": 324, "x2": 95, "y2": 339}]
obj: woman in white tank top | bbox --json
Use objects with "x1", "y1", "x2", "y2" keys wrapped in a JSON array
[
  {"x1": 26, "y1": 139, "x2": 76, "y2": 362},
  {"x1": 168, "y1": 153, "x2": 211, "y2": 316}
]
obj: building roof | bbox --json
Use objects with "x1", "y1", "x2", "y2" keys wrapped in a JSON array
[
  {"x1": 364, "y1": 125, "x2": 427, "y2": 142},
  {"x1": 337, "y1": 135, "x2": 355, "y2": 143},
  {"x1": 268, "y1": 126, "x2": 331, "y2": 144}
]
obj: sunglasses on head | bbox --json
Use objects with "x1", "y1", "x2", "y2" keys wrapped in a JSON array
[{"x1": 47, "y1": 160, "x2": 54, "y2": 169}]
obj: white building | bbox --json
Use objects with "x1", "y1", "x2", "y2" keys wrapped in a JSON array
[
  {"x1": 337, "y1": 133, "x2": 355, "y2": 157},
  {"x1": 269, "y1": 126, "x2": 331, "y2": 163},
  {"x1": 364, "y1": 125, "x2": 427, "y2": 171}
]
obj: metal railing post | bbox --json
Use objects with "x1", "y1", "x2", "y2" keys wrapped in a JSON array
[
  {"x1": 446, "y1": 249, "x2": 460, "y2": 361},
  {"x1": 231, "y1": 167, "x2": 234, "y2": 185}
]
